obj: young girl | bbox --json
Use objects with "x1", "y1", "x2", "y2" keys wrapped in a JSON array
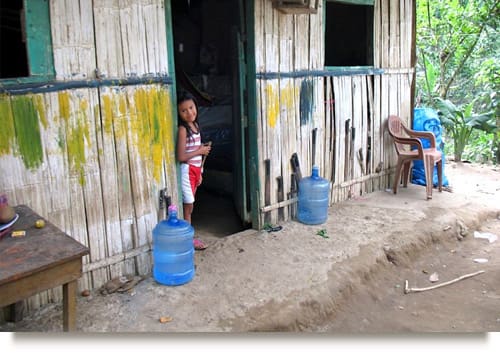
[{"x1": 176, "y1": 92, "x2": 211, "y2": 250}]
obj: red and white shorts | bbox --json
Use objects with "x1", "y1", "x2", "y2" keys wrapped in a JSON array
[{"x1": 181, "y1": 163, "x2": 202, "y2": 204}]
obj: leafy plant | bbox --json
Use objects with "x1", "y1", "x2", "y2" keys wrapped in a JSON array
[
  {"x1": 316, "y1": 229, "x2": 329, "y2": 238},
  {"x1": 462, "y1": 131, "x2": 495, "y2": 163},
  {"x1": 434, "y1": 97, "x2": 496, "y2": 162}
]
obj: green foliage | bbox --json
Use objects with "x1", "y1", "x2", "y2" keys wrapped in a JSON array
[
  {"x1": 434, "y1": 97, "x2": 496, "y2": 161},
  {"x1": 416, "y1": 0, "x2": 500, "y2": 163},
  {"x1": 462, "y1": 131, "x2": 496, "y2": 163},
  {"x1": 416, "y1": 0, "x2": 499, "y2": 103}
]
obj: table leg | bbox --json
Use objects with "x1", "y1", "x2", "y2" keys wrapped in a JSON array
[
  {"x1": 3, "y1": 301, "x2": 25, "y2": 322},
  {"x1": 62, "y1": 280, "x2": 77, "y2": 331}
]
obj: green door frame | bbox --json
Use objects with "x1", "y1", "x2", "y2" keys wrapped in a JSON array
[{"x1": 244, "y1": 0, "x2": 261, "y2": 229}]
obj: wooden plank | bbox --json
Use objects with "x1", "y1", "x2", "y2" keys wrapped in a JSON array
[
  {"x1": 278, "y1": 11, "x2": 295, "y2": 221},
  {"x1": 313, "y1": 80, "x2": 324, "y2": 170},
  {"x1": 0, "y1": 259, "x2": 82, "y2": 307},
  {"x1": 389, "y1": 0, "x2": 400, "y2": 68},
  {"x1": 400, "y1": 0, "x2": 407, "y2": 68},
  {"x1": 62, "y1": 280, "x2": 77, "y2": 331},
  {"x1": 309, "y1": 2, "x2": 321, "y2": 69},
  {"x1": 120, "y1": 0, "x2": 164, "y2": 76},
  {"x1": 380, "y1": 0, "x2": 390, "y2": 68},
  {"x1": 256, "y1": 80, "x2": 266, "y2": 226},
  {"x1": 326, "y1": 77, "x2": 336, "y2": 195},
  {"x1": 358, "y1": 76, "x2": 369, "y2": 195},
  {"x1": 378, "y1": 74, "x2": 388, "y2": 189},
  {"x1": 295, "y1": 13, "x2": 310, "y2": 70},
  {"x1": 94, "y1": 0, "x2": 125, "y2": 78},
  {"x1": 50, "y1": 0, "x2": 96, "y2": 80},
  {"x1": 332, "y1": 78, "x2": 341, "y2": 195},
  {"x1": 351, "y1": 76, "x2": 363, "y2": 197},
  {"x1": 94, "y1": 89, "x2": 126, "y2": 278},
  {"x1": 373, "y1": 0, "x2": 381, "y2": 67},
  {"x1": 49, "y1": 88, "x2": 108, "y2": 289},
  {"x1": 255, "y1": 0, "x2": 265, "y2": 72},
  {"x1": 366, "y1": 74, "x2": 376, "y2": 192},
  {"x1": 260, "y1": 2, "x2": 280, "y2": 224}
]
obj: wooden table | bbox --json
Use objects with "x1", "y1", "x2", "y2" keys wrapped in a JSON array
[{"x1": 0, "y1": 205, "x2": 89, "y2": 331}]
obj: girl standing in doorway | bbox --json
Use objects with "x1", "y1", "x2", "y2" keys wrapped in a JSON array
[{"x1": 176, "y1": 92, "x2": 211, "y2": 250}]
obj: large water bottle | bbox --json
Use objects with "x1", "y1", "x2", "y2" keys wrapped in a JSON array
[
  {"x1": 297, "y1": 165, "x2": 330, "y2": 225},
  {"x1": 152, "y1": 204, "x2": 195, "y2": 286}
]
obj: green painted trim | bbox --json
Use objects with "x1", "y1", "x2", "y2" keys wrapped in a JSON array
[
  {"x1": 245, "y1": 0, "x2": 260, "y2": 229},
  {"x1": 165, "y1": 0, "x2": 183, "y2": 208},
  {"x1": 24, "y1": 0, "x2": 55, "y2": 79}
]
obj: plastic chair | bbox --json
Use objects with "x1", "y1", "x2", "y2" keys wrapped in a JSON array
[{"x1": 387, "y1": 115, "x2": 443, "y2": 199}]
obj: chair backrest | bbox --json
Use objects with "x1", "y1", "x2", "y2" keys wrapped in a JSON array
[{"x1": 387, "y1": 115, "x2": 407, "y2": 154}]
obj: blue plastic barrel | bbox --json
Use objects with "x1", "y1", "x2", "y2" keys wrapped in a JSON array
[
  {"x1": 297, "y1": 166, "x2": 330, "y2": 225},
  {"x1": 152, "y1": 205, "x2": 195, "y2": 286}
]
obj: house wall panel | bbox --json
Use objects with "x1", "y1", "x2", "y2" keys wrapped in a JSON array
[{"x1": 253, "y1": 0, "x2": 415, "y2": 224}]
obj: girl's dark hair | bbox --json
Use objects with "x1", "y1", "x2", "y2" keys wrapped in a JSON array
[{"x1": 177, "y1": 91, "x2": 200, "y2": 140}]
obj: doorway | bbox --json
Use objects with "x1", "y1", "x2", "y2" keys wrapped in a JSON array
[{"x1": 170, "y1": 0, "x2": 250, "y2": 239}]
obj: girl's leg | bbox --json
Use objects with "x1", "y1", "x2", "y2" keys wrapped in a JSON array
[{"x1": 183, "y1": 202, "x2": 194, "y2": 224}]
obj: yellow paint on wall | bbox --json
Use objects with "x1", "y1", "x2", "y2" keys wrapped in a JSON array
[
  {"x1": 0, "y1": 86, "x2": 176, "y2": 185},
  {"x1": 58, "y1": 91, "x2": 71, "y2": 122},
  {"x1": 102, "y1": 95, "x2": 114, "y2": 134},
  {"x1": 34, "y1": 94, "x2": 48, "y2": 129},
  {"x1": 265, "y1": 83, "x2": 279, "y2": 128},
  {"x1": 281, "y1": 84, "x2": 296, "y2": 110}
]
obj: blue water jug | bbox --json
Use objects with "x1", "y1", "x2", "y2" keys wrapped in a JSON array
[
  {"x1": 152, "y1": 204, "x2": 194, "y2": 286},
  {"x1": 297, "y1": 165, "x2": 330, "y2": 225}
]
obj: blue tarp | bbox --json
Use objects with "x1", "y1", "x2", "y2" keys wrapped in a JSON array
[{"x1": 411, "y1": 108, "x2": 449, "y2": 187}]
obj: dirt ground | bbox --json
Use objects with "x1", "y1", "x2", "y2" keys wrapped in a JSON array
[
  {"x1": 314, "y1": 216, "x2": 500, "y2": 332},
  {"x1": 1, "y1": 160, "x2": 499, "y2": 334},
  {"x1": 311, "y1": 161, "x2": 500, "y2": 333}
]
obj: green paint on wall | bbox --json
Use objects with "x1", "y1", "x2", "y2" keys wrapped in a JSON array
[
  {"x1": 11, "y1": 96, "x2": 43, "y2": 169},
  {"x1": 1, "y1": 87, "x2": 176, "y2": 185},
  {"x1": 0, "y1": 96, "x2": 16, "y2": 155}
]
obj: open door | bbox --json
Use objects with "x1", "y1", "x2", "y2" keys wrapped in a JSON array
[
  {"x1": 170, "y1": 0, "x2": 250, "y2": 229},
  {"x1": 231, "y1": 13, "x2": 250, "y2": 225}
]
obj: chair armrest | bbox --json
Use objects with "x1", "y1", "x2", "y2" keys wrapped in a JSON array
[
  {"x1": 402, "y1": 124, "x2": 437, "y2": 148},
  {"x1": 392, "y1": 135, "x2": 425, "y2": 157}
]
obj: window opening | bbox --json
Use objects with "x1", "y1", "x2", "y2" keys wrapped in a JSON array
[
  {"x1": 325, "y1": 1, "x2": 374, "y2": 67},
  {"x1": 0, "y1": 0, "x2": 54, "y2": 82},
  {"x1": 0, "y1": 0, "x2": 29, "y2": 78}
]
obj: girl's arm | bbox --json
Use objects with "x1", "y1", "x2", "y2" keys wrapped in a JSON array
[{"x1": 176, "y1": 126, "x2": 211, "y2": 162}]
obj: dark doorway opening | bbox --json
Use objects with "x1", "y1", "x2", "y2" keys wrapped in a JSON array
[
  {"x1": 171, "y1": 0, "x2": 248, "y2": 239},
  {"x1": 0, "y1": 0, "x2": 29, "y2": 78}
]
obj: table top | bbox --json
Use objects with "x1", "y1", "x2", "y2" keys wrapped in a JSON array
[{"x1": 0, "y1": 205, "x2": 89, "y2": 285}]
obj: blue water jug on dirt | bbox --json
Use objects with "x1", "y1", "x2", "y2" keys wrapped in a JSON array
[
  {"x1": 298, "y1": 165, "x2": 330, "y2": 225},
  {"x1": 153, "y1": 204, "x2": 194, "y2": 286}
]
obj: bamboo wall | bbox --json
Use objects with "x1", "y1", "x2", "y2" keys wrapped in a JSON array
[
  {"x1": 254, "y1": 0, "x2": 415, "y2": 225},
  {"x1": 0, "y1": 0, "x2": 177, "y2": 313},
  {"x1": 0, "y1": 0, "x2": 415, "y2": 315}
]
